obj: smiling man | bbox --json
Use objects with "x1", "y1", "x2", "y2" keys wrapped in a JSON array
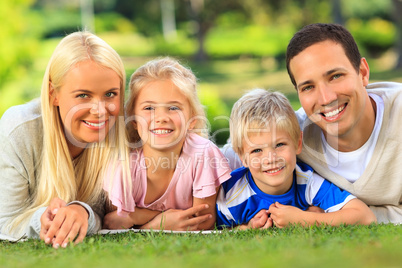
[{"x1": 286, "y1": 23, "x2": 402, "y2": 224}]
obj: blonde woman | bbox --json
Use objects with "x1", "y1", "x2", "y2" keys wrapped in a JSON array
[{"x1": 0, "y1": 32, "x2": 128, "y2": 248}]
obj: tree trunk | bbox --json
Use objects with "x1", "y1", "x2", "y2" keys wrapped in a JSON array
[{"x1": 331, "y1": 0, "x2": 344, "y2": 25}]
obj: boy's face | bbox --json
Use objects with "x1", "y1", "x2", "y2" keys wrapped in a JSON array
[
  {"x1": 241, "y1": 126, "x2": 302, "y2": 195},
  {"x1": 289, "y1": 40, "x2": 370, "y2": 141}
]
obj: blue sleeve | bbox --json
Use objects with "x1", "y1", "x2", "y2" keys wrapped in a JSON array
[
  {"x1": 311, "y1": 179, "x2": 353, "y2": 212},
  {"x1": 216, "y1": 204, "x2": 236, "y2": 228}
]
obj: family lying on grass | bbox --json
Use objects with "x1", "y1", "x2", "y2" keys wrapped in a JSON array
[{"x1": 0, "y1": 23, "x2": 401, "y2": 249}]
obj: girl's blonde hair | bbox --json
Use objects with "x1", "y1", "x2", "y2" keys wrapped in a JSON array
[
  {"x1": 125, "y1": 57, "x2": 207, "y2": 147},
  {"x1": 230, "y1": 88, "x2": 301, "y2": 156},
  {"x1": 8, "y1": 31, "x2": 129, "y2": 236}
]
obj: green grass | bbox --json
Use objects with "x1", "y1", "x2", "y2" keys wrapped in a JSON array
[{"x1": 1, "y1": 224, "x2": 400, "y2": 268}]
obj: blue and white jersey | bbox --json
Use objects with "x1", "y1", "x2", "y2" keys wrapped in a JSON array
[{"x1": 216, "y1": 162, "x2": 356, "y2": 228}]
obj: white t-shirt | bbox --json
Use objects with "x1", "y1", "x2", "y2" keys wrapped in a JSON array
[{"x1": 321, "y1": 94, "x2": 384, "y2": 183}]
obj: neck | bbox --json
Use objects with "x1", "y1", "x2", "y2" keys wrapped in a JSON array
[
  {"x1": 325, "y1": 96, "x2": 377, "y2": 152},
  {"x1": 142, "y1": 144, "x2": 183, "y2": 173},
  {"x1": 67, "y1": 141, "x2": 86, "y2": 159}
]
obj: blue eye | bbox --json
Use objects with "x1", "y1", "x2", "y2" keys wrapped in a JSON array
[
  {"x1": 276, "y1": 143, "x2": 285, "y2": 148},
  {"x1": 169, "y1": 106, "x2": 180, "y2": 111},
  {"x1": 144, "y1": 106, "x2": 154, "y2": 110},
  {"x1": 251, "y1": 148, "x2": 262, "y2": 154}
]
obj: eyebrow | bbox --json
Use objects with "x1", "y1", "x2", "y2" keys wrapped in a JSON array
[
  {"x1": 71, "y1": 88, "x2": 120, "y2": 94},
  {"x1": 296, "y1": 68, "x2": 346, "y2": 90},
  {"x1": 139, "y1": 101, "x2": 184, "y2": 105}
]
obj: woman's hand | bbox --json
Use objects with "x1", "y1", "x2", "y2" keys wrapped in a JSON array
[
  {"x1": 40, "y1": 198, "x2": 66, "y2": 239},
  {"x1": 40, "y1": 198, "x2": 89, "y2": 248}
]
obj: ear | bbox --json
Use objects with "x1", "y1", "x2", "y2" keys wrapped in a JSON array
[
  {"x1": 132, "y1": 121, "x2": 137, "y2": 130},
  {"x1": 296, "y1": 131, "x2": 303, "y2": 155},
  {"x1": 359, "y1": 57, "x2": 370, "y2": 87},
  {"x1": 188, "y1": 118, "x2": 197, "y2": 130},
  {"x1": 241, "y1": 153, "x2": 249, "y2": 168},
  {"x1": 49, "y1": 82, "x2": 59, "y2": 106}
]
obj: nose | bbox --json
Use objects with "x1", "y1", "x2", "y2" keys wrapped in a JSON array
[
  {"x1": 90, "y1": 101, "x2": 106, "y2": 116},
  {"x1": 262, "y1": 149, "x2": 277, "y2": 165},
  {"x1": 154, "y1": 107, "x2": 169, "y2": 123},
  {"x1": 316, "y1": 83, "x2": 337, "y2": 107}
]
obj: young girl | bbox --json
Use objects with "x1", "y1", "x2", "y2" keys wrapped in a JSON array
[{"x1": 103, "y1": 57, "x2": 231, "y2": 231}]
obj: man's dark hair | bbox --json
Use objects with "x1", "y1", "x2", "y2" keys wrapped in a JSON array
[{"x1": 286, "y1": 23, "x2": 362, "y2": 87}]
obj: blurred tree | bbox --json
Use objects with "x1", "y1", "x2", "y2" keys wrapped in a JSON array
[
  {"x1": 331, "y1": 0, "x2": 345, "y2": 25},
  {"x1": 0, "y1": 0, "x2": 39, "y2": 90},
  {"x1": 392, "y1": 0, "x2": 402, "y2": 69}
]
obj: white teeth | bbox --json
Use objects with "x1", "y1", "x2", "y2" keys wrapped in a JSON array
[
  {"x1": 264, "y1": 166, "x2": 284, "y2": 174},
  {"x1": 323, "y1": 105, "x2": 345, "y2": 118},
  {"x1": 152, "y1": 129, "x2": 172, "y2": 134},
  {"x1": 85, "y1": 121, "x2": 105, "y2": 127}
]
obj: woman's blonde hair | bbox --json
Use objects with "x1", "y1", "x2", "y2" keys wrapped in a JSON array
[
  {"x1": 125, "y1": 57, "x2": 208, "y2": 147},
  {"x1": 230, "y1": 88, "x2": 301, "y2": 156},
  {"x1": 9, "y1": 31, "x2": 129, "y2": 236}
]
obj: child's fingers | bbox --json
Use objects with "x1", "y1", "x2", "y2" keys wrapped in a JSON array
[
  {"x1": 184, "y1": 214, "x2": 212, "y2": 229},
  {"x1": 262, "y1": 217, "x2": 273, "y2": 229},
  {"x1": 183, "y1": 204, "x2": 209, "y2": 218}
]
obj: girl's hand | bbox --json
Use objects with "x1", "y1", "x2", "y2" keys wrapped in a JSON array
[
  {"x1": 103, "y1": 210, "x2": 134, "y2": 229},
  {"x1": 269, "y1": 202, "x2": 304, "y2": 228},
  {"x1": 142, "y1": 204, "x2": 212, "y2": 231},
  {"x1": 41, "y1": 200, "x2": 89, "y2": 248}
]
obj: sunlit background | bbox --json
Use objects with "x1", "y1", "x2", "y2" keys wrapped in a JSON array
[{"x1": 1, "y1": 0, "x2": 402, "y2": 144}]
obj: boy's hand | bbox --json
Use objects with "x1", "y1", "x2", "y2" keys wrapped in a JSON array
[
  {"x1": 269, "y1": 202, "x2": 304, "y2": 228},
  {"x1": 248, "y1": 209, "x2": 273, "y2": 229}
]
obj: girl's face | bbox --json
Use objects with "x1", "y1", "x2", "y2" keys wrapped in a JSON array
[
  {"x1": 133, "y1": 79, "x2": 195, "y2": 152},
  {"x1": 52, "y1": 60, "x2": 121, "y2": 157}
]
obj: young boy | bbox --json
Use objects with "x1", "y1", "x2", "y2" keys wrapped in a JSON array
[{"x1": 216, "y1": 89, "x2": 377, "y2": 229}]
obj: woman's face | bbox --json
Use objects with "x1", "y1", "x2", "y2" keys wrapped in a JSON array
[{"x1": 52, "y1": 60, "x2": 121, "y2": 156}]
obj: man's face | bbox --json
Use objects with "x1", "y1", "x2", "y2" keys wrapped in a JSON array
[{"x1": 289, "y1": 40, "x2": 371, "y2": 145}]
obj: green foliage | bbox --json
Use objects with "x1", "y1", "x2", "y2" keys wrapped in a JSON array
[
  {"x1": 95, "y1": 12, "x2": 136, "y2": 33},
  {"x1": 36, "y1": 9, "x2": 82, "y2": 37},
  {"x1": 0, "y1": 0, "x2": 40, "y2": 89},
  {"x1": 153, "y1": 32, "x2": 198, "y2": 57},
  {"x1": 198, "y1": 86, "x2": 231, "y2": 145},
  {"x1": 342, "y1": 0, "x2": 392, "y2": 20},
  {"x1": 348, "y1": 18, "x2": 396, "y2": 56},
  {"x1": 1, "y1": 224, "x2": 401, "y2": 268},
  {"x1": 206, "y1": 25, "x2": 293, "y2": 59}
]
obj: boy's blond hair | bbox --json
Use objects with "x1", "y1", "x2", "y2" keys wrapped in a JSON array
[{"x1": 230, "y1": 88, "x2": 301, "y2": 156}]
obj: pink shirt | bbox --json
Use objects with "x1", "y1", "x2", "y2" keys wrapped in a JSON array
[{"x1": 104, "y1": 133, "x2": 232, "y2": 216}]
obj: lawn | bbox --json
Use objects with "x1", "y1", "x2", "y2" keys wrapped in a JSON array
[{"x1": 1, "y1": 224, "x2": 400, "y2": 268}]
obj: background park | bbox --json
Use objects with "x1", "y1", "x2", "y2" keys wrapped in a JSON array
[{"x1": 1, "y1": 0, "x2": 402, "y2": 267}]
